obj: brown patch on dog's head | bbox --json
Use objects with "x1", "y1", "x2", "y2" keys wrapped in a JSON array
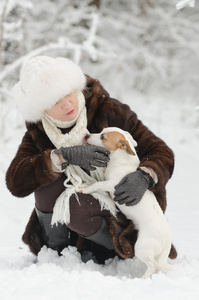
[{"x1": 101, "y1": 131, "x2": 135, "y2": 155}]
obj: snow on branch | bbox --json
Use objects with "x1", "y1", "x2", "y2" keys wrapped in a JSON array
[
  {"x1": 82, "y1": 13, "x2": 99, "y2": 61},
  {"x1": 0, "y1": 39, "x2": 79, "y2": 83},
  {"x1": 0, "y1": 0, "x2": 9, "y2": 66},
  {"x1": 176, "y1": 0, "x2": 195, "y2": 10}
]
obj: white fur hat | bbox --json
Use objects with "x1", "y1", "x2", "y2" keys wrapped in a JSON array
[{"x1": 13, "y1": 56, "x2": 86, "y2": 122}]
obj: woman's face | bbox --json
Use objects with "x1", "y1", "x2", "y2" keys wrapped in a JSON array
[{"x1": 46, "y1": 91, "x2": 79, "y2": 121}]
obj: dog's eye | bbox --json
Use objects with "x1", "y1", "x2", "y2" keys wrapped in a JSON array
[{"x1": 100, "y1": 133, "x2": 105, "y2": 140}]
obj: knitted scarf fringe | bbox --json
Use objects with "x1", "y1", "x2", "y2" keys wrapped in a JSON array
[{"x1": 51, "y1": 166, "x2": 117, "y2": 226}]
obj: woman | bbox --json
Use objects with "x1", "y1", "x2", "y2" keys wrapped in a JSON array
[{"x1": 6, "y1": 56, "x2": 177, "y2": 263}]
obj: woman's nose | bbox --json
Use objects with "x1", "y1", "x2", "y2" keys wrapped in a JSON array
[{"x1": 61, "y1": 99, "x2": 71, "y2": 109}]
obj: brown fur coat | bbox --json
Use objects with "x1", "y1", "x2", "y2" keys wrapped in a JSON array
[{"x1": 6, "y1": 75, "x2": 177, "y2": 261}]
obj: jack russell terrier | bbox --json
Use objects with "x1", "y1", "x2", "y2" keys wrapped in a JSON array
[{"x1": 81, "y1": 127, "x2": 173, "y2": 278}]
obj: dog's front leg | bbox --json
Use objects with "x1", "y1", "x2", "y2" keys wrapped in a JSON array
[{"x1": 81, "y1": 180, "x2": 113, "y2": 194}]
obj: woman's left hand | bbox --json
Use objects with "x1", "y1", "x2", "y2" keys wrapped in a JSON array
[{"x1": 114, "y1": 169, "x2": 155, "y2": 206}]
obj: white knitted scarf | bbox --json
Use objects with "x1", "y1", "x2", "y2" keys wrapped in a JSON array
[{"x1": 42, "y1": 91, "x2": 117, "y2": 226}]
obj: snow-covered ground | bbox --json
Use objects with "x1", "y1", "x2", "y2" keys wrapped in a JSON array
[{"x1": 0, "y1": 92, "x2": 199, "y2": 300}]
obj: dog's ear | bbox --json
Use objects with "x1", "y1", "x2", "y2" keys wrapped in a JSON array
[{"x1": 117, "y1": 139, "x2": 135, "y2": 155}]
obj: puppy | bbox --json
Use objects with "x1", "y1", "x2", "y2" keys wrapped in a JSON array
[{"x1": 81, "y1": 127, "x2": 173, "y2": 278}]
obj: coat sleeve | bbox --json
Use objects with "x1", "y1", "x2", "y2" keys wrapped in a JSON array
[
  {"x1": 6, "y1": 131, "x2": 60, "y2": 198},
  {"x1": 130, "y1": 116, "x2": 174, "y2": 192},
  {"x1": 93, "y1": 97, "x2": 174, "y2": 192}
]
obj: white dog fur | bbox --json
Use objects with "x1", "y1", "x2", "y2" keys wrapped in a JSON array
[{"x1": 81, "y1": 127, "x2": 173, "y2": 278}]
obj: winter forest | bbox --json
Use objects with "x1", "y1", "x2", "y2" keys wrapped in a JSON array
[{"x1": 0, "y1": 0, "x2": 199, "y2": 299}]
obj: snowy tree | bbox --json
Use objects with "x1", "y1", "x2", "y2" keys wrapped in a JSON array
[
  {"x1": 0, "y1": 0, "x2": 101, "y2": 88},
  {"x1": 0, "y1": 0, "x2": 199, "y2": 147},
  {"x1": 0, "y1": 0, "x2": 198, "y2": 99}
]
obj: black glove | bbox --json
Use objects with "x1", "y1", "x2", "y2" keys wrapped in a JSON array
[
  {"x1": 55, "y1": 145, "x2": 110, "y2": 171},
  {"x1": 114, "y1": 168, "x2": 155, "y2": 206}
]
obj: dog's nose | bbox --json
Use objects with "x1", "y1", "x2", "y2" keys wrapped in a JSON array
[{"x1": 83, "y1": 133, "x2": 90, "y2": 142}]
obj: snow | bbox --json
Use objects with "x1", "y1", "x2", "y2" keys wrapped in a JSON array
[{"x1": 0, "y1": 91, "x2": 199, "y2": 300}]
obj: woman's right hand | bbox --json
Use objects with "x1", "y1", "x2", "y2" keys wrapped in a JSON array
[{"x1": 55, "y1": 145, "x2": 110, "y2": 171}]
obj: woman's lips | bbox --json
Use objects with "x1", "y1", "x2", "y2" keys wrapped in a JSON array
[{"x1": 66, "y1": 109, "x2": 74, "y2": 115}]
